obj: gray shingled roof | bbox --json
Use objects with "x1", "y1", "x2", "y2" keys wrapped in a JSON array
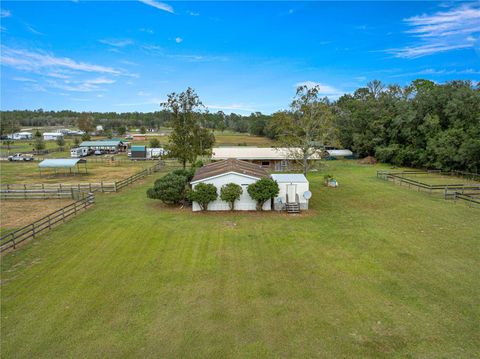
[{"x1": 191, "y1": 159, "x2": 269, "y2": 183}]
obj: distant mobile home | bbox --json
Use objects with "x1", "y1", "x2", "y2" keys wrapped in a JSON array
[
  {"x1": 43, "y1": 132, "x2": 64, "y2": 141},
  {"x1": 211, "y1": 147, "x2": 322, "y2": 172},
  {"x1": 7, "y1": 132, "x2": 33, "y2": 140}
]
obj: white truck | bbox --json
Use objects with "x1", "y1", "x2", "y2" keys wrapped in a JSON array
[
  {"x1": 70, "y1": 147, "x2": 88, "y2": 158},
  {"x1": 8, "y1": 153, "x2": 34, "y2": 161}
]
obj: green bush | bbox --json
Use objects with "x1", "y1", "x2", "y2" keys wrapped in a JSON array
[
  {"x1": 172, "y1": 168, "x2": 195, "y2": 182},
  {"x1": 146, "y1": 173, "x2": 189, "y2": 204},
  {"x1": 220, "y1": 183, "x2": 243, "y2": 211},
  {"x1": 187, "y1": 183, "x2": 218, "y2": 211},
  {"x1": 247, "y1": 178, "x2": 279, "y2": 211}
]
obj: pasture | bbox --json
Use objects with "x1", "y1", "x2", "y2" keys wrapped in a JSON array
[
  {"x1": 1, "y1": 161, "x2": 479, "y2": 358},
  {"x1": 399, "y1": 172, "x2": 479, "y2": 186}
]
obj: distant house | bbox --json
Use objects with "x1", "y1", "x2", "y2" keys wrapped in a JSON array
[
  {"x1": 43, "y1": 132, "x2": 64, "y2": 141},
  {"x1": 190, "y1": 158, "x2": 271, "y2": 211},
  {"x1": 211, "y1": 147, "x2": 322, "y2": 172},
  {"x1": 132, "y1": 134, "x2": 146, "y2": 141},
  {"x1": 7, "y1": 132, "x2": 33, "y2": 140},
  {"x1": 79, "y1": 140, "x2": 126, "y2": 153}
]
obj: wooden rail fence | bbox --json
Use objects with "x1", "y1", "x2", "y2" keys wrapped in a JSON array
[
  {"x1": 377, "y1": 170, "x2": 480, "y2": 207},
  {"x1": 0, "y1": 193, "x2": 95, "y2": 253},
  {"x1": 0, "y1": 161, "x2": 164, "y2": 197}
]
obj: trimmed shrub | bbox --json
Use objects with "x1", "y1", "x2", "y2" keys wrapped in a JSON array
[
  {"x1": 220, "y1": 183, "x2": 243, "y2": 211},
  {"x1": 247, "y1": 178, "x2": 279, "y2": 211},
  {"x1": 187, "y1": 183, "x2": 218, "y2": 211}
]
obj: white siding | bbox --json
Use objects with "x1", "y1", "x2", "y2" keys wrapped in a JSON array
[
  {"x1": 192, "y1": 173, "x2": 271, "y2": 211},
  {"x1": 272, "y1": 177, "x2": 310, "y2": 210}
]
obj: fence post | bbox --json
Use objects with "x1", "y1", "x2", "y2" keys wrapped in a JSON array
[
  {"x1": 113, "y1": 182, "x2": 117, "y2": 192},
  {"x1": 32, "y1": 223, "x2": 36, "y2": 239},
  {"x1": 62, "y1": 208, "x2": 65, "y2": 222}
]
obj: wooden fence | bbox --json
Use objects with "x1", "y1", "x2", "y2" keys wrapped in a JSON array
[
  {"x1": 0, "y1": 188, "x2": 77, "y2": 200},
  {"x1": 0, "y1": 193, "x2": 95, "y2": 253},
  {"x1": 0, "y1": 161, "x2": 164, "y2": 197},
  {"x1": 377, "y1": 170, "x2": 480, "y2": 207}
]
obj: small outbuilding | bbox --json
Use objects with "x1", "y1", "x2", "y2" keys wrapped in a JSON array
[
  {"x1": 271, "y1": 174, "x2": 311, "y2": 211},
  {"x1": 38, "y1": 158, "x2": 87, "y2": 176},
  {"x1": 190, "y1": 158, "x2": 271, "y2": 211},
  {"x1": 130, "y1": 145, "x2": 147, "y2": 159}
]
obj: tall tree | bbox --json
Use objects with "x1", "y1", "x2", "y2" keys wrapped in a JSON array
[
  {"x1": 161, "y1": 88, "x2": 215, "y2": 168},
  {"x1": 77, "y1": 113, "x2": 94, "y2": 133},
  {"x1": 271, "y1": 85, "x2": 336, "y2": 174}
]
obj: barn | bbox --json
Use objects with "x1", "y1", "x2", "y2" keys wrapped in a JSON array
[
  {"x1": 130, "y1": 145, "x2": 147, "y2": 159},
  {"x1": 211, "y1": 147, "x2": 322, "y2": 171},
  {"x1": 43, "y1": 132, "x2": 64, "y2": 141},
  {"x1": 190, "y1": 159, "x2": 271, "y2": 211}
]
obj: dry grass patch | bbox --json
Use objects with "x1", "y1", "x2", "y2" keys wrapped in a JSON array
[{"x1": 0, "y1": 199, "x2": 74, "y2": 232}]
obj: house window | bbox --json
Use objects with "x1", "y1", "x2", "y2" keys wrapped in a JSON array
[
  {"x1": 261, "y1": 161, "x2": 270, "y2": 166},
  {"x1": 280, "y1": 160, "x2": 288, "y2": 167}
]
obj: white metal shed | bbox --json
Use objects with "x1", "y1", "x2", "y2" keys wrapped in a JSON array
[{"x1": 271, "y1": 173, "x2": 310, "y2": 210}]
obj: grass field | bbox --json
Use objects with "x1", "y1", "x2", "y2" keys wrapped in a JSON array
[
  {"x1": 1, "y1": 161, "x2": 479, "y2": 358},
  {"x1": 400, "y1": 172, "x2": 479, "y2": 186},
  {"x1": 0, "y1": 160, "x2": 149, "y2": 184}
]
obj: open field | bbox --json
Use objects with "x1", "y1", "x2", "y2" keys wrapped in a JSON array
[
  {"x1": 400, "y1": 172, "x2": 480, "y2": 186},
  {"x1": 0, "y1": 160, "x2": 149, "y2": 184},
  {"x1": 1, "y1": 161, "x2": 479, "y2": 358},
  {"x1": 0, "y1": 199, "x2": 74, "y2": 235}
]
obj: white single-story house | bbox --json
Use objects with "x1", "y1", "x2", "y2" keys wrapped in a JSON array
[
  {"x1": 190, "y1": 158, "x2": 271, "y2": 211},
  {"x1": 43, "y1": 132, "x2": 64, "y2": 141},
  {"x1": 190, "y1": 159, "x2": 312, "y2": 212},
  {"x1": 211, "y1": 147, "x2": 322, "y2": 171},
  {"x1": 271, "y1": 174, "x2": 310, "y2": 210},
  {"x1": 7, "y1": 132, "x2": 33, "y2": 140}
]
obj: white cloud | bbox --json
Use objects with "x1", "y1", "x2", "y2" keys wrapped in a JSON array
[
  {"x1": 48, "y1": 77, "x2": 115, "y2": 92},
  {"x1": 99, "y1": 39, "x2": 134, "y2": 47},
  {"x1": 295, "y1": 81, "x2": 345, "y2": 96},
  {"x1": 390, "y1": 3, "x2": 480, "y2": 58},
  {"x1": 175, "y1": 37, "x2": 183, "y2": 44},
  {"x1": 188, "y1": 11, "x2": 199, "y2": 16},
  {"x1": 139, "y1": 0, "x2": 173, "y2": 14},
  {"x1": 1, "y1": 46, "x2": 121, "y2": 75},
  {"x1": 26, "y1": 25, "x2": 44, "y2": 35},
  {"x1": 139, "y1": 28, "x2": 154, "y2": 34},
  {"x1": 1, "y1": 9, "x2": 11, "y2": 18},
  {"x1": 389, "y1": 68, "x2": 480, "y2": 78}
]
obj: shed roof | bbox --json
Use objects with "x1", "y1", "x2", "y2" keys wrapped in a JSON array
[
  {"x1": 43, "y1": 132, "x2": 64, "y2": 136},
  {"x1": 326, "y1": 149, "x2": 353, "y2": 157},
  {"x1": 212, "y1": 147, "x2": 322, "y2": 160},
  {"x1": 191, "y1": 158, "x2": 269, "y2": 183},
  {"x1": 271, "y1": 174, "x2": 308, "y2": 183},
  {"x1": 131, "y1": 145, "x2": 146, "y2": 151},
  {"x1": 39, "y1": 158, "x2": 86, "y2": 168},
  {"x1": 79, "y1": 140, "x2": 123, "y2": 147}
]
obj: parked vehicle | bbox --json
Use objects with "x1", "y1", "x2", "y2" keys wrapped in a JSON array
[
  {"x1": 70, "y1": 147, "x2": 89, "y2": 158},
  {"x1": 8, "y1": 153, "x2": 34, "y2": 161},
  {"x1": 94, "y1": 150, "x2": 103, "y2": 155}
]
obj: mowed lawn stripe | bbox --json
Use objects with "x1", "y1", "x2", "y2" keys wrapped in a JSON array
[{"x1": 1, "y1": 162, "x2": 479, "y2": 358}]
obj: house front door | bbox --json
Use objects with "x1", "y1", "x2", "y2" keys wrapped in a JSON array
[{"x1": 286, "y1": 184, "x2": 297, "y2": 203}]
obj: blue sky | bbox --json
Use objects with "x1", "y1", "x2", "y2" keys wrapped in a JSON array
[{"x1": 1, "y1": 1, "x2": 479, "y2": 114}]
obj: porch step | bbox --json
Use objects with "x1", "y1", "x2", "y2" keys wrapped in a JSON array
[{"x1": 286, "y1": 202, "x2": 300, "y2": 213}]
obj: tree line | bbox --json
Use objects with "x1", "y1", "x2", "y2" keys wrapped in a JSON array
[{"x1": 1, "y1": 79, "x2": 478, "y2": 172}]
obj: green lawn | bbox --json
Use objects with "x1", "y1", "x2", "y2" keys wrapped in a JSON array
[
  {"x1": 1, "y1": 161, "x2": 479, "y2": 358},
  {"x1": 401, "y1": 172, "x2": 479, "y2": 186}
]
